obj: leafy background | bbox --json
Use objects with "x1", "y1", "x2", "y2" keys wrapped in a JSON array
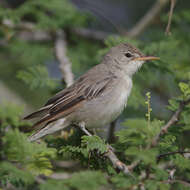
[{"x1": 0, "y1": 0, "x2": 190, "y2": 189}]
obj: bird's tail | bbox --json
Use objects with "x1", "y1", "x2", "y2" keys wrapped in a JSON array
[{"x1": 28, "y1": 118, "x2": 70, "y2": 142}]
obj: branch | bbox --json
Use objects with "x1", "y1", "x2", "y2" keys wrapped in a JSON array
[
  {"x1": 54, "y1": 30, "x2": 74, "y2": 87},
  {"x1": 71, "y1": 27, "x2": 116, "y2": 41},
  {"x1": 1, "y1": 0, "x2": 171, "y2": 44},
  {"x1": 151, "y1": 98, "x2": 190, "y2": 147},
  {"x1": 52, "y1": 160, "x2": 80, "y2": 169},
  {"x1": 49, "y1": 173, "x2": 72, "y2": 180},
  {"x1": 2, "y1": 19, "x2": 52, "y2": 42},
  {"x1": 105, "y1": 148, "x2": 132, "y2": 176},
  {"x1": 165, "y1": 0, "x2": 176, "y2": 35},
  {"x1": 0, "y1": 39, "x2": 8, "y2": 47},
  {"x1": 127, "y1": 0, "x2": 170, "y2": 37},
  {"x1": 157, "y1": 151, "x2": 190, "y2": 162},
  {"x1": 17, "y1": 30, "x2": 51, "y2": 42},
  {"x1": 78, "y1": 123, "x2": 132, "y2": 176},
  {"x1": 127, "y1": 98, "x2": 190, "y2": 171},
  {"x1": 35, "y1": 173, "x2": 72, "y2": 184},
  {"x1": 162, "y1": 179, "x2": 190, "y2": 187},
  {"x1": 3, "y1": 20, "x2": 74, "y2": 90}
]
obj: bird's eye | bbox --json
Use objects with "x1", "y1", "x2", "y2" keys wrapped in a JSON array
[{"x1": 125, "y1": 52, "x2": 133, "y2": 58}]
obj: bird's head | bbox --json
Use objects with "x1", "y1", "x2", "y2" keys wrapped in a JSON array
[{"x1": 105, "y1": 43, "x2": 159, "y2": 77}]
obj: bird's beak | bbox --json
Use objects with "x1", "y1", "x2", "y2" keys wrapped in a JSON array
[{"x1": 133, "y1": 56, "x2": 160, "y2": 61}]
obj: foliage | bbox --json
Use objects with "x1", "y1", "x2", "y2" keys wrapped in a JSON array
[
  {"x1": 1, "y1": 0, "x2": 190, "y2": 189},
  {"x1": 17, "y1": 65, "x2": 56, "y2": 90},
  {"x1": 40, "y1": 171, "x2": 107, "y2": 190},
  {"x1": 0, "y1": 0, "x2": 87, "y2": 29},
  {"x1": 2, "y1": 128, "x2": 56, "y2": 175}
]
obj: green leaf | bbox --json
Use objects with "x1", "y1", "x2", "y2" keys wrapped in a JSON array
[
  {"x1": 125, "y1": 147, "x2": 158, "y2": 164},
  {"x1": 81, "y1": 135, "x2": 107, "y2": 154},
  {"x1": 3, "y1": 129, "x2": 56, "y2": 175},
  {"x1": 40, "y1": 171, "x2": 107, "y2": 190},
  {"x1": 0, "y1": 162, "x2": 34, "y2": 187},
  {"x1": 111, "y1": 173, "x2": 136, "y2": 189},
  {"x1": 17, "y1": 65, "x2": 56, "y2": 89},
  {"x1": 168, "y1": 99, "x2": 179, "y2": 111},
  {"x1": 60, "y1": 145, "x2": 88, "y2": 158},
  {"x1": 0, "y1": 103, "x2": 29, "y2": 128},
  {"x1": 179, "y1": 82, "x2": 190, "y2": 98},
  {"x1": 66, "y1": 171, "x2": 107, "y2": 190}
]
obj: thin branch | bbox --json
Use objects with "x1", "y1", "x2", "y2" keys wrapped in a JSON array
[
  {"x1": 2, "y1": 19, "x2": 34, "y2": 30},
  {"x1": 128, "y1": 98, "x2": 190, "y2": 171},
  {"x1": 49, "y1": 173, "x2": 72, "y2": 180},
  {"x1": 168, "y1": 168, "x2": 176, "y2": 180},
  {"x1": 2, "y1": 19, "x2": 52, "y2": 42},
  {"x1": 54, "y1": 30, "x2": 74, "y2": 87},
  {"x1": 71, "y1": 27, "x2": 116, "y2": 41},
  {"x1": 35, "y1": 173, "x2": 72, "y2": 183},
  {"x1": 1, "y1": 0, "x2": 171, "y2": 43},
  {"x1": 127, "y1": 0, "x2": 170, "y2": 37},
  {"x1": 127, "y1": 160, "x2": 140, "y2": 171},
  {"x1": 17, "y1": 30, "x2": 51, "y2": 42},
  {"x1": 165, "y1": 0, "x2": 176, "y2": 35},
  {"x1": 151, "y1": 98, "x2": 190, "y2": 147},
  {"x1": 35, "y1": 176, "x2": 46, "y2": 184},
  {"x1": 78, "y1": 122, "x2": 132, "y2": 176},
  {"x1": 105, "y1": 148, "x2": 132, "y2": 176},
  {"x1": 0, "y1": 39, "x2": 8, "y2": 47},
  {"x1": 157, "y1": 151, "x2": 190, "y2": 162},
  {"x1": 52, "y1": 160, "x2": 80, "y2": 169},
  {"x1": 162, "y1": 179, "x2": 190, "y2": 187}
]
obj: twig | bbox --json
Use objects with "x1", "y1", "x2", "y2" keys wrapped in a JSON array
[
  {"x1": 71, "y1": 27, "x2": 116, "y2": 41},
  {"x1": 17, "y1": 30, "x2": 51, "y2": 42},
  {"x1": 2, "y1": 19, "x2": 52, "y2": 42},
  {"x1": 127, "y1": 160, "x2": 140, "y2": 171},
  {"x1": 151, "y1": 98, "x2": 190, "y2": 147},
  {"x1": 162, "y1": 179, "x2": 190, "y2": 187},
  {"x1": 0, "y1": 39, "x2": 8, "y2": 47},
  {"x1": 165, "y1": 0, "x2": 176, "y2": 35},
  {"x1": 127, "y1": 0, "x2": 170, "y2": 37},
  {"x1": 35, "y1": 173, "x2": 72, "y2": 183},
  {"x1": 105, "y1": 148, "x2": 132, "y2": 176},
  {"x1": 35, "y1": 176, "x2": 46, "y2": 184},
  {"x1": 157, "y1": 151, "x2": 190, "y2": 162},
  {"x1": 168, "y1": 168, "x2": 176, "y2": 180},
  {"x1": 52, "y1": 160, "x2": 80, "y2": 169},
  {"x1": 3, "y1": 20, "x2": 75, "y2": 93},
  {"x1": 128, "y1": 98, "x2": 190, "y2": 171},
  {"x1": 78, "y1": 122, "x2": 132, "y2": 176},
  {"x1": 49, "y1": 173, "x2": 72, "y2": 180},
  {"x1": 54, "y1": 30, "x2": 74, "y2": 87}
]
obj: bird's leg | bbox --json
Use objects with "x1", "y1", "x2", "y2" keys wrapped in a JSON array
[
  {"x1": 78, "y1": 121, "x2": 92, "y2": 136},
  {"x1": 78, "y1": 121, "x2": 114, "y2": 151},
  {"x1": 107, "y1": 119, "x2": 117, "y2": 143}
]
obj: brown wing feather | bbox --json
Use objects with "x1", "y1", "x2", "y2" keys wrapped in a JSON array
[
  {"x1": 32, "y1": 96, "x2": 85, "y2": 129},
  {"x1": 24, "y1": 67, "x2": 116, "y2": 129}
]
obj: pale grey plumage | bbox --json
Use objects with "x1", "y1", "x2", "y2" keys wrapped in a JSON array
[{"x1": 24, "y1": 43, "x2": 158, "y2": 142}]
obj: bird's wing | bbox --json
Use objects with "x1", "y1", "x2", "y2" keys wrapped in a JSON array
[
  {"x1": 46, "y1": 75, "x2": 113, "y2": 116},
  {"x1": 24, "y1": 72, "x2": 115, "y2": 128}
]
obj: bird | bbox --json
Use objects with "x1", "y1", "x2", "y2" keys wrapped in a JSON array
[{"x1": 24, "y1": 43, "x2": 159, "y2": 142}]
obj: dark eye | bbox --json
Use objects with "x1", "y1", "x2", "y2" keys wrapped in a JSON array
[{"x1": 125, "y1": 52, "x2": 133, "y2": 58}]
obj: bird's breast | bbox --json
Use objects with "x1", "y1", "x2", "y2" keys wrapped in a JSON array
[
  {"x1": 111, "y1": 77, "x2": 132, "y2": 116},
  {"x1": 70, "y1": 76, "x2": 133, "y2": 130},
  {"x1": 88, "y1": 76, "x2": 132, "y2": 128}
]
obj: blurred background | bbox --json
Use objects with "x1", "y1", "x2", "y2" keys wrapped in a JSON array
[
  {"x1": 1, "y1": 0, "x2": 190, "y2": 189},
  {"x1": 0, "y1": 0, "x2": 189, "y2": 119}
]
